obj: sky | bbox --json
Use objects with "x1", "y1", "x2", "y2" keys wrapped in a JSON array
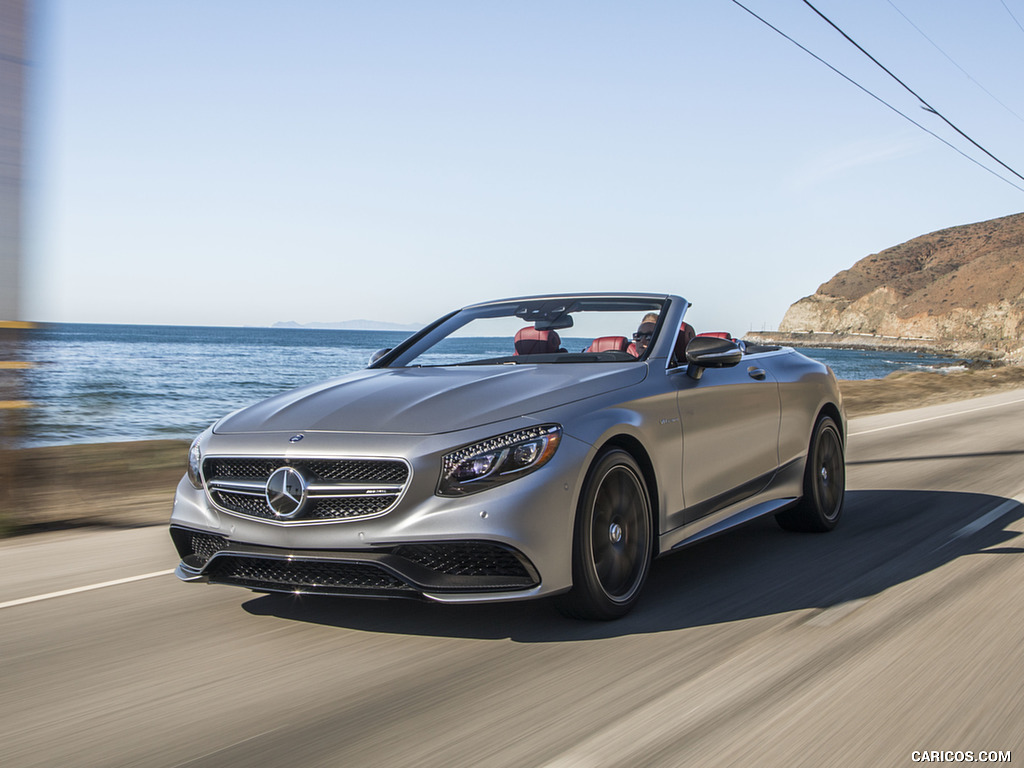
[{"x1": 21, "y1": 0, "x2": 1024, "y2": 332}]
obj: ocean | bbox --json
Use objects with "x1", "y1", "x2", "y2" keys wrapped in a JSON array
[{"x1": 9, "y1": 323, "x2": 962, "y2": 447}]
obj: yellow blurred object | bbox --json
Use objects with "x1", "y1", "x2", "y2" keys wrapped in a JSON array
[
  {"x1": 0, "y1": 321, "x2": 35, "y2": 329},
  {"x1": 0, "y1": 400, "x2": 33, "y2": 409},
  {"x1": 0, "y1": 361, "x2": 33, "y2": 369}
]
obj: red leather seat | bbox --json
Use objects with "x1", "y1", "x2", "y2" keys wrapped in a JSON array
[
  {"x1": 695, "y1": 331, "x2": 733, "y2": 340},
  {"x1": 514, "y1": 327, "x2": 563, "y2": 356},
  {"x1": 586, "y1": 336, "x2": 629, "y2": 354},
  {"x1": 672, "y1": 322, "x2": 697, "y2": 361}
]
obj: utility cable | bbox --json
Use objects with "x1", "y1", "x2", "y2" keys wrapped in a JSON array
[
  {"x1": 800, "y1": 0, "x2": 1024, "y2": 185},
  {"x1": 999, "y1": 0, "x2": 1024, "y2": 36},
  {"x1": 886, "y1": 0, "x2": 1024, "y2": 124},
  {"x1": 727, "y1": 0, "x2": 1024, "y2": 193}
]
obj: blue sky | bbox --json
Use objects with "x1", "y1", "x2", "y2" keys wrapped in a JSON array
[{"x1": 23, "y1": 0, "x2": 1024, "y2": 332}]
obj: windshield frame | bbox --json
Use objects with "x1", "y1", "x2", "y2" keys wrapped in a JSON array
[{"x1": 374, "y1": 294, "x2": 677, "y2": 369}]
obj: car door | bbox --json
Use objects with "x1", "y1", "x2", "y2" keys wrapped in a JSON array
[{"x1": 672, "y1": 358, "x2": 782, "y2": 523}]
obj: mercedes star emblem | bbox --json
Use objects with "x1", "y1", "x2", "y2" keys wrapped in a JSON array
[{"x1": 265, "y1": 466, "x2": 308, "y2": 518}]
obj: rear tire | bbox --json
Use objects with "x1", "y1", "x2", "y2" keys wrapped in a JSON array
[
  {"x1": 776, "y1": 415, "x2": 845, "y2": 532},
  {"x1": 559, "y1": 449, "x2": 653, "y2": 620}
]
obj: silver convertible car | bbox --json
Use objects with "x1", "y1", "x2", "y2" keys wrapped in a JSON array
[{"x1": 170, "y1": 293, "x2": 846, "y2": 619}]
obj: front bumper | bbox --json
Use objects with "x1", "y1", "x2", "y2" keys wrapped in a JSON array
[
  {"x1": 169, "y1": 424, "x2": 593, "y2": 603},
  {"x1": 171, "y1": 526, "x2": 542, "y2": 601}
]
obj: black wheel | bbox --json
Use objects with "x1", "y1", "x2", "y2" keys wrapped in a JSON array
[
  {"x1": 776, "y1": 415, "x2": 845, "y2": 532},
  {"x1": 559, "y1": 448, "x2": 653, "y2": 620}
]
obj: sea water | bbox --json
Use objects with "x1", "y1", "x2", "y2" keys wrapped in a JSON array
[{"x1": 11, "y1": 323, "x2": 962, "y2": 447}]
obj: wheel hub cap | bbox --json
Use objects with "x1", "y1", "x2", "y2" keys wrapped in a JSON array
[{"x1": 609, "y1": 522, "x2": 623, "y2": 543}]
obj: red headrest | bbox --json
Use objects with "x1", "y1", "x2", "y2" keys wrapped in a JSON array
[
  {"x1": 514, "y1": 327, "x2": 562, "y2": 355},
  {"x1": 586, "y1": 336, "x2": 629, "y2": 354},
  {"x1": 696, "y1": 331, "x2": 733, "y2": 340},
  {"x1": 673, "y1": 322, "x2": 696, "y2": 362}
]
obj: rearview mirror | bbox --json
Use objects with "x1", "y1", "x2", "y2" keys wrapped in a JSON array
[{"x1": 535, "y1": 316, "x2": 574, "y2": 331}]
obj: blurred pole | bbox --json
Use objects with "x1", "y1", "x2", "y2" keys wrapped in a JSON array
[
  {"x1": 1, "y1": 0, "x2": 25, "y2": 323},
  {"x1": 1, "y1": 0, "x2": 29, "y2": 528}
]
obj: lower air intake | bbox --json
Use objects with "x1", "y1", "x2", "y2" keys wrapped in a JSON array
[{"x1": 205, "y1": 555, "x2": 415, "y2": 596}]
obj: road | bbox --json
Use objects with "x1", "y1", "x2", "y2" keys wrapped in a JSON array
[{"x1": 3, "y1": 390, "x2": 1024, "y2": 767}]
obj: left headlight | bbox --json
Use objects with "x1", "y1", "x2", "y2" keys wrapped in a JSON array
[
  {"x1": 437, "y1": 424, "x2": 562, "y2": 497},
  {"x1": 186, "y1": 435, "x2": 203, "y2": 489}
]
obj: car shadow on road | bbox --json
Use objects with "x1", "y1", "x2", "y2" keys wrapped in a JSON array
[{"x1": 241, "y1": 488, "x2": 1024, "y2": 642}]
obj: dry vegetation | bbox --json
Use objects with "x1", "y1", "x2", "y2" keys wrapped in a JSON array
[
  {"x1": 2, "y1": 366, "x2": 1023, "y2": 536},
  {"x1": 838, "y1": 364, "x2": 1024, "y2": 416},
  {"x1": 0, "y1": 439, "x2": 187, "y2": 536}
]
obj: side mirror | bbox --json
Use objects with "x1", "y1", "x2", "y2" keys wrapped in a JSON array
[
  {"x1": 685, "y1": 336, "x2": 742, "y2": 380},
  {"x1": 368, "y1": 348, "x2": 392, "y2": 366}
]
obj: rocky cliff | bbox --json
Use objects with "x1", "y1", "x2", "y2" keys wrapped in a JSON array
[{"x1": 778, "y1": 212, "x2": 1024, "y2": 358}]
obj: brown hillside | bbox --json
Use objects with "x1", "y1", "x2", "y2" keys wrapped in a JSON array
[{"x1": 780, "y1": 212, "x2": 1024, "y2": 358}]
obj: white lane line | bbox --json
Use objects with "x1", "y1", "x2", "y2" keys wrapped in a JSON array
[
  {"x1": 0, "y1": 569, "x2": 175, "y2": 610},
  {"x1": 850, "y1": 395, "x2": 1024, "y2": 437}
]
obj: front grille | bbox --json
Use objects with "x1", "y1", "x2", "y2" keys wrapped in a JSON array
[
  {"x1": 392, "y1": 542, "x2": 533, "y2": 579},
  {"x1": 202, "y1": 456, "x2": 410, "y2": 523},
  {"x1": 204, "y1": 458, "x2": 278, "y2": 480},
  {"x1": 205, "y1": 555, "x2": 415, "y2": 595},
  {"x1": 210, "y1": 490, "x2": 270, "y2": 517},
  {"x1": 302, "y1": 459, "x2": 408, "y2": 484},
  {"x1": 305, "y1": 496, "x2": 396, "y2": 519},
  {"x1": 206, "y1": 458, "x2": 409, "y2": 485},
  {"x1": 209, "y1": 491, "x2": 396, "y2": 521}
]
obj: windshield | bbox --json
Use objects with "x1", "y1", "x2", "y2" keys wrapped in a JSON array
[{"x1": 386, "y1": 297, "x2": 669, "y2": 367}]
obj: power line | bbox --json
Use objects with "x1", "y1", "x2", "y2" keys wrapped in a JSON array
[
  {"x1": 727, "y1": 0, "x2": 1024, "y2": 193},
  {"x1": 886, "y1": 0, "x2": 1024, "y2": 124},
  {"x1": 799, "y1": 0, "x2": 1024, "y2": 185},
  {"x1": 998, "y1": 0, "x2": 1024, "y2": 36}
]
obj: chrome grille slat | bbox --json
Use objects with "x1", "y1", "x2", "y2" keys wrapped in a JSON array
[
  {"x1": 203, "y1": 456, "x2": 410, "y2": 523},
  {"x1": 307, "y1": 483, "x2": 405, "y2": 495},
  {"x1": 208, "y1": 479, "x2": 265, "y2": 495}
]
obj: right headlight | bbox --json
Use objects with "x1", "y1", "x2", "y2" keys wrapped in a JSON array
[
  {"x1": 437, "y1": 424, "x2": 562, "y2": 497},
  {"x1": 186, "y1": 434, "x2": 203, "y2": 489}
]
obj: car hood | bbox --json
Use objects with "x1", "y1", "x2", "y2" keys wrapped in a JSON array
[{"x1": 213, "y1": 364, "x2": 648, "y2": 436}]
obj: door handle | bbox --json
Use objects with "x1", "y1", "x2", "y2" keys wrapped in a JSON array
[{"x1": 747, "y1": 367, "x2": 767, "y2": 381}]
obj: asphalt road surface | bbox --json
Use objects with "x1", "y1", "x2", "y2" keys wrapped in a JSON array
[{"x1": 3, "y1": 390, "x2": 1024, "y2": 768}]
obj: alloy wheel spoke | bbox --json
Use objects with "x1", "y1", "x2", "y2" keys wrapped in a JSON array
[{"x1": 590, "y1": 466, "x2": 649, "y2": 597}]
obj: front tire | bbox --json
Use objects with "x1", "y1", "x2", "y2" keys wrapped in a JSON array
[
  {"x1": 559, "y1": 449, "x2": 653, "y2": 620},
  {"x1": 776, "y1": 415, "x2": 845, "y2": 532}
]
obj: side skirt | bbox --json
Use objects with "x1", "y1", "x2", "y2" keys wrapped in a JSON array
[
  {"x1": 659, "y1": 456, "x2": 805, "y2": 553},
  {"x1": 664, "y1": 497, "x2": 797, "y2": 552}
]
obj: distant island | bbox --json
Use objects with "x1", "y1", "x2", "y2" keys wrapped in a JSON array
[{"x1": 272, "y1": 319, "x2": 423, "y2": 332}]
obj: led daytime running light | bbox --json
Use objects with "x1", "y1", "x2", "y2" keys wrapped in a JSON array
[
  {"x1": 187, "y1": 436, "x2": 203, "y2": 489},
  {"x1": 438, "y1": 425, "x2": 562, "y2": 496}
]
